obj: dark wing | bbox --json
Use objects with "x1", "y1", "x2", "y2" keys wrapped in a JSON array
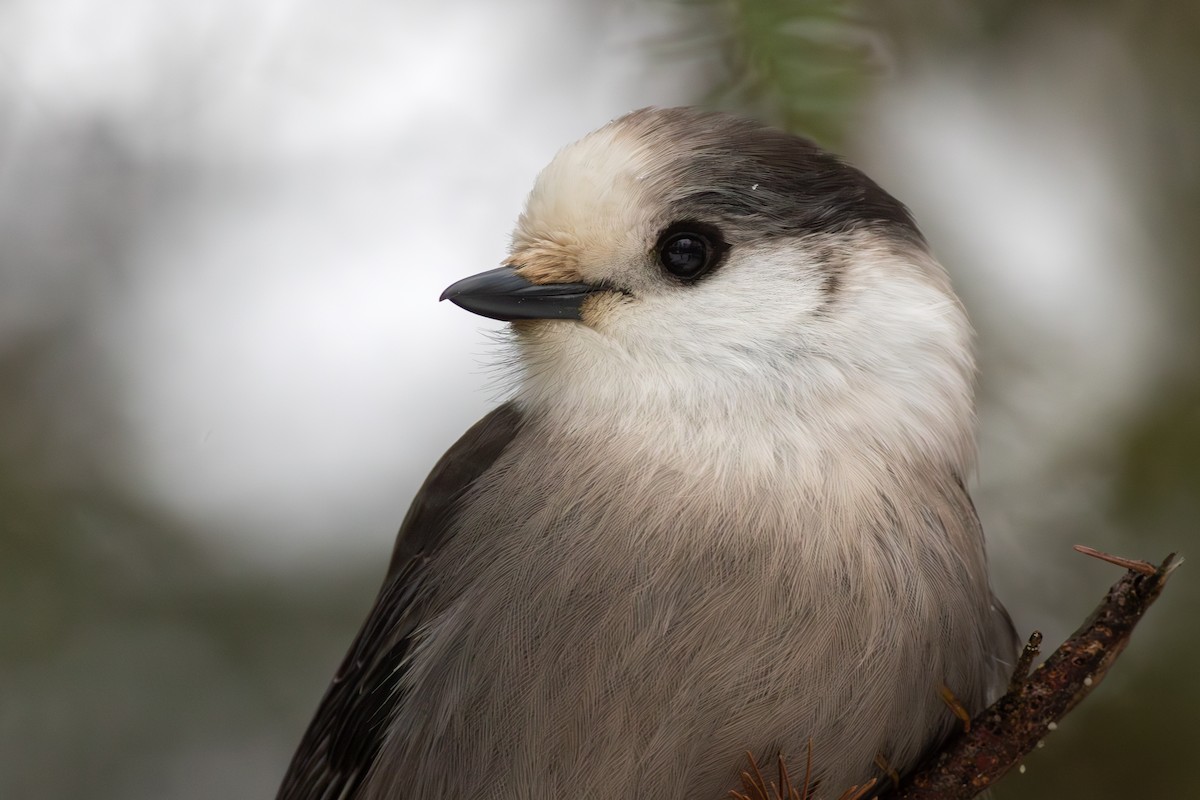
[{"x1": 277, "y1": 403, "x2": 524, "y2": 800}]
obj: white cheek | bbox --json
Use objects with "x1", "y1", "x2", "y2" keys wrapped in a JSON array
[
  {"x1": 602, "y1": 242, "x2": 831, "y2": 368},
  {"x1": 516, "y1": 234, "x2": 976, "y2": 476}
]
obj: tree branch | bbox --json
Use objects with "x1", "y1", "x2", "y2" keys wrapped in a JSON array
[
  {"x1": 733, "y1": 548, "x2": 1180, "y2": 800},
  {"x1": 882, "y1": 549, "x2": 1180, "y2": 799}
]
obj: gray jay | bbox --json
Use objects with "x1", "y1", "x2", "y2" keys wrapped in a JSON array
[{"x1": 278, "y1": 107, "x2": 1017, "y2": 799}]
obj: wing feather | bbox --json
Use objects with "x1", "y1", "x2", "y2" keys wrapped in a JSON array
[{"x1": 276, "y1": 403, "x2": 524, "y2": 800}]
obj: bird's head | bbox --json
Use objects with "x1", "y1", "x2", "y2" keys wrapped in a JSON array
[{"x1": 442, "y1": 108, "x2": 975, "y2": 477}]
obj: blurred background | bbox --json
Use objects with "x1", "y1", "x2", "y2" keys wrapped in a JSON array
[{"x1": 1, "y1": 1, "x2": 1195, "y2": 797}]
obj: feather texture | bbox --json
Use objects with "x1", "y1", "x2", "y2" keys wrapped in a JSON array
[{"x1": 278, "y1": 107, "x2": 1018, "y2": 800}]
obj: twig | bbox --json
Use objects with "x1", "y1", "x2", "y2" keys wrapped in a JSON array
[
  {"x1": 730, "y1": 743, "x2": 816, "y2": 800},
  {"x1": 1072, "y1": 544, "x2": 1158, "y2": 575},
  {"x1": 1006, "y1": 631, "x2": 1042, "y2": 694},
  {"x1": 880, "y1": 550, "x2": 1180, "y2": 799}
]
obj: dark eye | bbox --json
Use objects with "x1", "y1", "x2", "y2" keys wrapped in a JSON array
[
  {"x1": 659, "y1": 233, "x2": 710, "y2": 277},
  {"x1": 654, "y1": 221, "x2": 728, "y2": 281},
  {"x1": 659, "y1": 232, "x2": 715, "y2": 279}
]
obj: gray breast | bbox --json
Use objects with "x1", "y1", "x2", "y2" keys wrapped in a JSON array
[{"x1": 363, "y1": 418, "x2": 1013, "y2": 800}]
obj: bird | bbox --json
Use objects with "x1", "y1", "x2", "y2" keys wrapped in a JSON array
[{"x1": 277, "y1": 106, "x2": 1018, "y2": 800}]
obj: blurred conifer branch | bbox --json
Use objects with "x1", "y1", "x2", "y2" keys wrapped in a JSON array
[{"x1": 655, "y1": 0, "x2": 876, "y2": 146}]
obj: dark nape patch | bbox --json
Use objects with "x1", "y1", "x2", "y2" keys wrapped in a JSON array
[
  {"x1": 817, "y1": 270, "x2": 842, "y2": 315},
  {"x1": 807, "y1": 242, "x2": 845, "y2": 315},
  {"x1": 821, "y1": 269, "x2": 841, "y2": 297}
]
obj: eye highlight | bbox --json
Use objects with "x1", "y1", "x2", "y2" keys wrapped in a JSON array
[
  {"x1": 654, "y1": 221, "x2": 728, "y2": 281},
  {"x1": 660, "y1": 233, "x2": 709, "y2": 277}
]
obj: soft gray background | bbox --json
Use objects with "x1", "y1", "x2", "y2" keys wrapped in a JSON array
[{"x1": 2, "y1": 2, "x2": 1195, "y2": 798}]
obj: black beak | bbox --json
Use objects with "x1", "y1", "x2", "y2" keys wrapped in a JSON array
[{"x1": 439, "y1": 266, "x2": 601, "y2": 322}]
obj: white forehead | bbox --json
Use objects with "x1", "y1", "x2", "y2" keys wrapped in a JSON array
[
  {"x1": 525, "y1": 121, "x2": 656, "y2": 229},
  {"x1": 509, "y1": 119, "x2": 672, "y2": 283}
]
